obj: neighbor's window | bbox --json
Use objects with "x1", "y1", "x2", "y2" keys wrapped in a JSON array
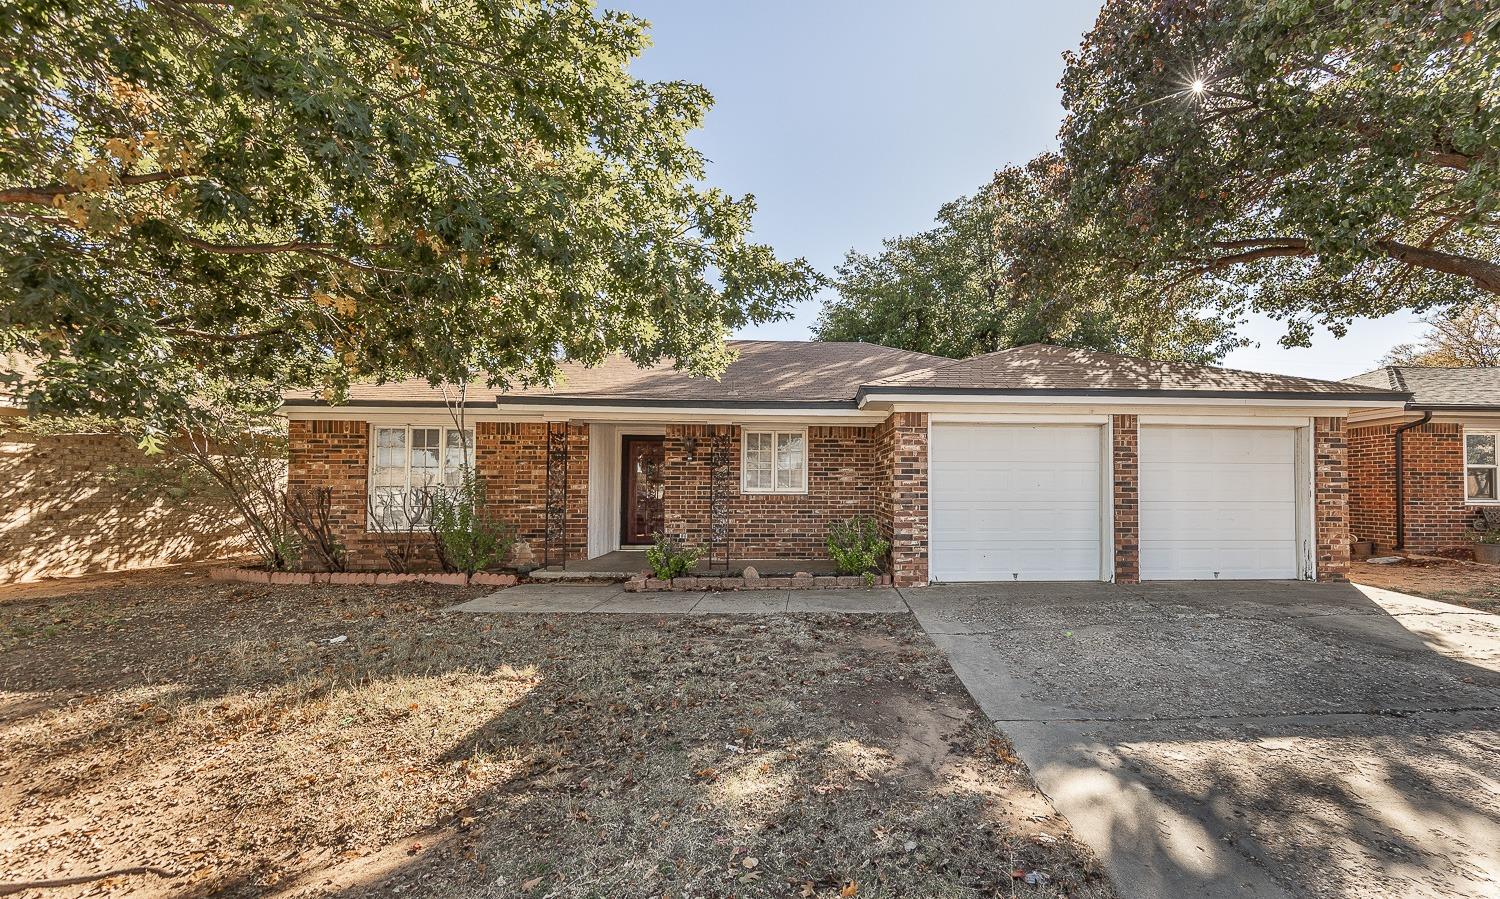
[
  {"x1": 1467, "y1": 429, "x2": 1499, "y2": 503},
  {"x1": 369, "y1": 426, "x2": 475, "y2": 528},
  {"x1": 742, "y1": 429, "x2": 807, "y2": 494}
]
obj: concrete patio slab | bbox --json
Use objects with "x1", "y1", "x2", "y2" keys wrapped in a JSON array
[
  {"x1": 909, "y1": 580, "x2": 1500, "y2": 899},
  {"x1": 589, "y1": 593, "x2": 703, "y2": 614},
  {"x1": 785, "y1": 587, "x2": 906, "y2": 613},
  {"x1": 691, "y1": 592, "x2": 789, "y2": 614},
  {"x1": 449, "y1": 583, "x2": 622, "y2": 612}
]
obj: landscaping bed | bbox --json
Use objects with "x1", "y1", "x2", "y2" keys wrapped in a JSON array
[
  {"x1": 0, "y1": 570, "x2": 1112, "y2": 898},
  {"x1": 1348, "y1": 557, "x2": 1500, "y2": 614}
]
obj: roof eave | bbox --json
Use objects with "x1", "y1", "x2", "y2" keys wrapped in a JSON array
[
  {"x1": 856, "y1": 386, "x2": 1411, "y2": 405},
  {"x1": 1408, "y1": 403, "x2": 1500, "y2": 412}
]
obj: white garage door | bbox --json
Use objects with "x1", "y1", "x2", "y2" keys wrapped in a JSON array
[
  {"x1": 930, "y1": 424, "x2": 1104, "y2": 582},
  {"x1": 1140, "y1": 426, "x2": 1299, "y2": 580}
]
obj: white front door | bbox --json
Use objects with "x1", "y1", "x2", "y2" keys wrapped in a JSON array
[
  {"x1": 929, "y1": 424, "x2": 1105, "y2": 582},
  {"x1": 1139, "y1": 426, "x2": 1299, "y2": 580}
]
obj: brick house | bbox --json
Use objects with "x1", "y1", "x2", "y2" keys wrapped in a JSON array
[
  {"x1": 282, "y1": 342, "x2": 1407, "y2": 586},
  {"x1": 1343, "y1": 366, "x2": 1500, "y2": 553}
]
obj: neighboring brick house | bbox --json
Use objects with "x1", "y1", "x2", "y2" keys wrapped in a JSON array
[
  {"x1": 282, "y1": 342, "x2": 1407, "y2": 586},
  {"x1": 1343, "y1": 366, "x2": 1500, "y2": 553}
]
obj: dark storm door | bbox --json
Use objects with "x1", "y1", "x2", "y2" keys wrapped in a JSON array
[{"x1": 621, "y1": 436, "x2": 666, "y2": 545}]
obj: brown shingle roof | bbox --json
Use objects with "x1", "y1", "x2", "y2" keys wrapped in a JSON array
[
  {"x1": 1345, "y1": 366, "x2": 1500, "y2": 409},
  {"x1": 863, "y1": 344, "x2": 1405, "y2": 399},
  {"x1": 283, "y1": 341, "x2": 950, "y2": 407}
]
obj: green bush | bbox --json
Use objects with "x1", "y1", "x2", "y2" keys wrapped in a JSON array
[
  {"x1": 428, "y1": 472, "x2": 516, "y2": 577},
  {"x1": 827, "y1": 516, "x2": 889, "y2": 577},
  {"x1": 646, "y1": 532, "x2": 700, "y2": 580}
]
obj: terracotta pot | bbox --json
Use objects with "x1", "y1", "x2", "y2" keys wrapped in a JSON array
[
  {"x1": 1350, "y1": 540, "x2": 1376, "y2": 560},
  {"x1": 1475, "y1": 543, "x2": 1500, "y2": 565}
]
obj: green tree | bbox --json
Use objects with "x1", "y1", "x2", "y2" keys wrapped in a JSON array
[
  {"x1": 816, "y1": 159, "x2": 1244, "y2": 363},
  {"x1": 1054, "y1": 0, "x2": 1498, "y2": 346},
  {"x1": 0, "y1": 0, "x2": 818, "y2": 425},
  {"x1": 1384, "y1": 303, "x2": 1500, "y2": 367}
]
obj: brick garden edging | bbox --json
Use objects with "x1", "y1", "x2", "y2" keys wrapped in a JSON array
[
  {"x1": 209, "y1": 567, "x2": 517, "y2": 588},
  {"x1": 624, "y1": 574, "x2": 892, "y2": 592}
]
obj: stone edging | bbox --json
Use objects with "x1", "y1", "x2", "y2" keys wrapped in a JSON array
[
  {"x1": 209, "y1": 567, "x2": 517, "y2": 588},
  {"x1": 624, "y1": 574, "x2": 891, "y2": 592}
]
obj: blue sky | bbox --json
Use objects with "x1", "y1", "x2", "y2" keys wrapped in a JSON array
[{"x1": 625, "y1": 0, "x2": 1423, "y2": 380}]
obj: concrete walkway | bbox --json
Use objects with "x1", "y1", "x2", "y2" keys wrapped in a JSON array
[
  {"x1": 449, "y1": 582, "x2": 909, "y2": 614},
  {"x1": 906, "y1": 580, "x2": 1500, "y2": 899}
]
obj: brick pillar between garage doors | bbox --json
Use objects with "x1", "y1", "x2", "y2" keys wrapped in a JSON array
[
  {"x1": 1314, "y1": 417, "x2": 1350, "y2": 582},
  {"x1": 1111, "y1": 415, "x2": 1141, "y2": 584}
]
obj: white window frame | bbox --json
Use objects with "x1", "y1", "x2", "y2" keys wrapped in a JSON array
[
  {"x1": 366, "y1": 424, "x2": 476, "y2": 530},
  {"x1": 1464, "y1": 427, "x2": 1500, "y2": 505},
  {"x1": 740, "y1": 427, "x2": 809, "y2": 495}
]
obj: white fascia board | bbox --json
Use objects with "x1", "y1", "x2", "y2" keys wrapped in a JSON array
[
  {"x1": 280, "y1": 406, "x2": 531, "y2": 425},
  {"x1": 282, "y1": 403, "x2": 886, "y2": 427},
  {"x1": 864, "y1": 394, "x2": 1403, "y2": 416},
  {"x1": 1348, "y1": 408, "x2": 1500, "y2": 426},
  {"x1": 492, "y1": 403, "x2": 885, "y2": 424}
]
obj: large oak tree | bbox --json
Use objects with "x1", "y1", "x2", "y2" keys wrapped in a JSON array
[
  {"x1": 816, "y1": 159, "x2": 1244, "y2": 363},
  {"x1": 1056, "y1": 0, "x2": 1498, "y2": 345},
  {"x1": 1, "y1": 0, "x2": 818, "y2": 424}
]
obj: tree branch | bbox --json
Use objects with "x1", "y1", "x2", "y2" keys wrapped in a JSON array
[
  {"x1": 1374, "y1": 239, "x2": 1500, "y2": 294},
  {"x1": 164, "y1": 325, "x2": 291, "y2": 343},
  {"x1": 0, "y1": 171, "x2": 188, "y2": 206},
  {"x1": 1181, "y1": 236, "x2": 1500, "y2": 296},
  {"x1": 1421, "y1": 150, "x2": 1475, "y2": 172}
]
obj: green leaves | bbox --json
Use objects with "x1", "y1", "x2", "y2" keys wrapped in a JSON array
[
  {"x1": 1, "y1": 0, "x2": 818, "y2": 424},
  {"x1": 816, "y1": 160, "x2": 1244, "y2": 363},
  {"x1": 1053, "y1": 0, "x2": 1500, "y2": 344}
]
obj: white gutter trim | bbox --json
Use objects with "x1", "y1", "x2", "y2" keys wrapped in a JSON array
[
  {"x1": 281, "y1": 403, "x2": 888, "y2": 425},
  {"x1": 859, "y1": 392, "x2": 1403, "y2": 410}
]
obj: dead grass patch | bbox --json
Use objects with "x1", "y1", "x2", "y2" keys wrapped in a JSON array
[
  {"x1": 1, "y1": 574, "x2": 1112, "y2": 898},
  {"x1": 1348, "y1": 558, "x2": 1500, "y2": 613}
]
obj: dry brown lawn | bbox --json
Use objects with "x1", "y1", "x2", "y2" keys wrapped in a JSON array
[
  {"x1": 1, "y1": 571, "x2": 1112, "y2": 898},
  {"x1": 1348, "y1": 557, "x2": 1500, "y2": 613}
]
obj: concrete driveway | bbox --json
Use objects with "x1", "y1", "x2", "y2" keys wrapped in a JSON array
[{"x1": 907, "y1": 580, "x2": 1500, "y2": 899}]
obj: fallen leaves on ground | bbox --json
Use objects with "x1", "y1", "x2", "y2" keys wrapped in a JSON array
[{"x1": 1, "y1": 573, "x2": 1113, "y2": 898}]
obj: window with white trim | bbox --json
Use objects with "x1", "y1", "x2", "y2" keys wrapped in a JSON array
[
  {"x1": 742, "y1": 428, "x2": 807, "y2": 494},
  {"x1": 1466, "y1": 429, "x2": 1499, "y2": 503},
  {"x1": 369, "y1": 425, "x2": 475, "y2": 528}
]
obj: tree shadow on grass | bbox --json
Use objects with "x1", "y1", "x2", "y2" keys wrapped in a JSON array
[{"x1": 0, "y1": 581, "x2": 1115, "y2": 899}]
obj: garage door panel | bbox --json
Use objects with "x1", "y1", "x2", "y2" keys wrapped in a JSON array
[
  {"x1": 1140, "y1": 426, "x2": 1299, "y2": 580},
  {"x1": 931, "y1": 424, "x2": 1102, "y2": 582}
]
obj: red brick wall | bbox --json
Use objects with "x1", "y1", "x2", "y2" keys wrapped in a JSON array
[
  {"x1": 474, "y1": 422, "x2": 589, "y2": 566},
  {"x1": 1, "y1": 428, "x2": 249, "y2": 583},
  {"x1": 661, "y1": 424, "x2": 879, "y2": 560},
  {"x1": 1111, "y1": 415, "x2": 1140, "y2": 584},
  {"x1": 287, "y1": 419, "x2": 588, "y2": 571},
  {"x1": 1348, "y1": 422, "x2": 1478, "y2": 553},
  {"x1": 1314, "y1": 417, "x2": 1350, "y2": 581},
  {"x1": 874, "y1": 413, "x2": 928, "y2": 587},
  {"x1": 1348, "y1": 423, "x2": 1396, "y2": 548}
]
